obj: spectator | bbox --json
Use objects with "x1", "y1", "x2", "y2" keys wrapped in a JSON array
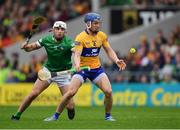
[
  {"x1": 0, "y1": 0, "x2": 91, "y2": 48},
  {"x1": 11, "y1": 52, "x2": 19, "y2": 70},
  {"x1": 173, "y1": 51, "x2": 180, "y2": 81},
  {"x1": 164, "y1": 33, "x2": 178, "y2": 56},
  {"x1": 139, "y1": 74, "x2": 149, "y2": 83},
  {"x1": 156, "y1": 29, "x2": 167, "y2": 45}
]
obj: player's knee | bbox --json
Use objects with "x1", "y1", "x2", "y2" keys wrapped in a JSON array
[
  {"x1": 67, "y1": 90, "x2": 76, "y2": 98},
  {"x1": 29, "y1": 91, "x2": 40, "y2": 100},
  {"x1": 104, "y1": 88, "x2": 112, "y2": 97}
]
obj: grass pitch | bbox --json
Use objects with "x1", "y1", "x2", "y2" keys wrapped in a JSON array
[{"x1": 0, "y1": 106, "x2": 180, "y2": 129}]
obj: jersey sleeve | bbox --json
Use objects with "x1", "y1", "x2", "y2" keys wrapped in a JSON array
[
  {"x1": 37, "y1": 37, "x2": 46, "y2": 47},
  {"x1": 102, "y1": 32, "x2": 110, "y2": 48},
  {"x1": 73, "y1": 35, "x2": 83, "y2": 52}
]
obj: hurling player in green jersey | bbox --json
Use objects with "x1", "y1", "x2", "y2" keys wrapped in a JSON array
[{"x1": 11, "y1": 21, "x2": 75, "y2": 121}]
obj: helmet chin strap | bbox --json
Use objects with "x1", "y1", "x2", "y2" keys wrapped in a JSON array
[
  {"x1": 85, "y1": 21, "x2": 98, "y2": 34},
  {"x1": 86, "y1": 21, "x2": 93, "y2": 34},
  {"x1": 86, "y1": 21, "x2": 91, "y2": 29}
]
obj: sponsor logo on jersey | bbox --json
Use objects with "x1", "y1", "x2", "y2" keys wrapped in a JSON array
[
  {"x1": 81, "y1": 47, "x2": 100, "y2": 57},
  {"x1": 91, "y1": 48, "x2": 98, "y2": 53}
]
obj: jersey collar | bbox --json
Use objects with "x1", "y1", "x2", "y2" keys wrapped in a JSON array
[
  {"x1": 52, "y1": 35, "x2": 65, "y2": 42},
  {"x1": 85, "y1": 29, "x2": 98, "y2": 36}
]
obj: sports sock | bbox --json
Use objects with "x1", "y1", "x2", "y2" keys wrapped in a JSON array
[
  {"x1": 105, "y1": 113, "x2": 111, "y2": 118},
  {"x1": 53, "y1": 112, "x2": 60, "y2": 119},
  {"x1": 14, "y1": 111, "x2": 22, "y2": 118}
]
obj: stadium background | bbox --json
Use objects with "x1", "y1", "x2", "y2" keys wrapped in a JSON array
[{"x1": 0, "y1": 0, "x2": 180, "y2": 129}]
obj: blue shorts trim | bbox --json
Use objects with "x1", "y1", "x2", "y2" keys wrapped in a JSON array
[{"x1": 74, "y1": 67, "x2": 104, "y2": 82}]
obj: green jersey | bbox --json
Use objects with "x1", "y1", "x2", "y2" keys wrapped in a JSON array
[{"x1": 38, "y1": 35, "x2": 74, "y2": 72}]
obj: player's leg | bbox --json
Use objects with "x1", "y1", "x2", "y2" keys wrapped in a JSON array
[
  {"x1": 93, "y1": 73, "x2": 115, "y2": 121},
  {"x1": 59, "y1": 86, "x2": 75, "y2": 120},
  {"x1": 44, "y1": 75, "x2": 83, "y2": 121},
  {"x1": 11, "y1": 79, "x2": 50, "y2": 120},
  {"x1": 44, "y1": 85, "x2": 75, "y2": 121},
  {"x1": 56, "y1": 76, "x2": 82, "y2": 112}
]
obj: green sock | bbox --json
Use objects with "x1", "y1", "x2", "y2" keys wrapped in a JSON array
[{"x1": 14, "y1": 111, "x2": 22, "y2": 117}]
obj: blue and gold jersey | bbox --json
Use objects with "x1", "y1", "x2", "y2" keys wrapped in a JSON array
[{"x1": 74, "y1": 30, "x2": 110, "y2": 69}]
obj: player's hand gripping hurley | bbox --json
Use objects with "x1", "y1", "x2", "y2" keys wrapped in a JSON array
[
  {"x1": 21, "y1": 16, "x2": 47, "y2": 49},
  {"x1": 38, "y1": 66, "x2": 90, "y2": 81}
]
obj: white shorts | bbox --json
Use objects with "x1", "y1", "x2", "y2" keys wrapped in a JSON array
[{"x1": 43, "y1": 67, "x2": 71, "y2": 87}]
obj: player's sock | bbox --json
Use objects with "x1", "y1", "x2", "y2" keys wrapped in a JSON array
[
  {"x1": 53, "y1": 112, "x2": 60, "y2": 119},
  {"x1": 105, "y1": 113, "x2": 116, "y2": 121},
  {"x1": 11, "y1": 112, "x2": 22, "y2": 120},
  {"x1": 43, "y1": 113, "x2": 60, "y2": 121},
  {"x1": 14, "y1": 111, "x2": 22, "y2": 118},
  {"x1": 105, "y1": 113, "x2": 111, "y2": 118}
]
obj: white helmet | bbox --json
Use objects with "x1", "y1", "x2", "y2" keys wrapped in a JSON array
[{"x1": 53, "y1": 21, "x2": 67, "y2": 29}]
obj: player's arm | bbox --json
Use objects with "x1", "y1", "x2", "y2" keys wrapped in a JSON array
[
  {"x1": 72, "y1": 41, "x2": 83, "y2": 71},
  {"x1": 103, "y1": 45, "x2": 126, "y2": 70},
  {"x1": 21, "y1": 41, "x2": 41, "y2": 52},
  {"x1": 73, "y1": 50, "x2": 81, "y2": 71},
  {"x1": 102, "y1": 38, "x2": 126, "y2": 71}
]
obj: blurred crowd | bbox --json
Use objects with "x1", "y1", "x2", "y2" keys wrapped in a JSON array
[
  {"x1": 0, "y1": 0, "x2": 91, "y2": 48},
  {"x1": 0, "y1": 0, "x2": 180, "y2": 85},
  {"x1": 0, "y1": 25, "x2": 180, "y2": 84},
  {"x1": 1, "y1": 0, "x2": 180, "y2": 49},
  {"x1": 101, "y1": 0, "x2": 180, "y2": 7},
  {"x1": 0, "y1": 49, "x2": 46, "y2": 84},
  {"x1": 105, "y1": 25, "x2": 180, "y2": 84}
]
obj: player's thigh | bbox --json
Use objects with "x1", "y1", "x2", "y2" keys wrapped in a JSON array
[
  {"x1": 31, "y1": 79, "x2": 50, "y2": 95},
  {"x1": 59, "y1": 85, "x2": 69, "y2": 96},
  {"x1": 68, "y1": 75, "x2": 82, "y2": 95},
  {"x1": 95, "y1": 73, "x2": 112, "y2": 94}
]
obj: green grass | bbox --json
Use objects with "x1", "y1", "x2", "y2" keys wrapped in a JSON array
[{"x1": 0, "y1": 106, "x2": 180, "y2": 129}]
